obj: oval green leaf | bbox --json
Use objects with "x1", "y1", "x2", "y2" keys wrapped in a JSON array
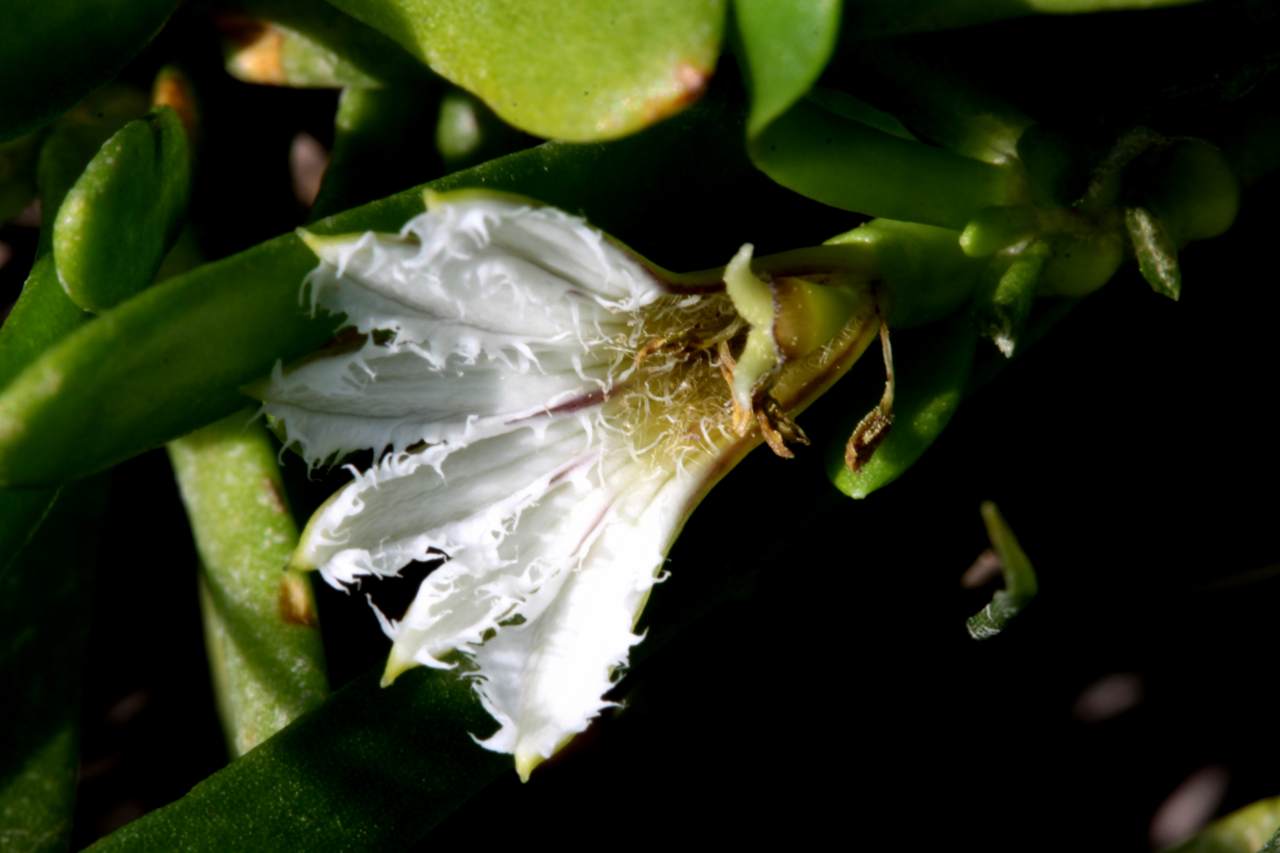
[
  {"x1": 53, "y1": 108, "x2": 192, "y2": 313},
  {"x1": 324, "y1": 0, "x2": 726, "y2": 140},
  {"x1": 734, "y1": 0, "x2": 841, "y2": 137}
]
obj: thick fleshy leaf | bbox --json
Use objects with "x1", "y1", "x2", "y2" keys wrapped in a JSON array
[
  {"x1": 324, "y1": 0, "x2": 726, "y2": 140},
  {"x1": 1166, "y1": 796, "x2": 1280, "y2": 853},
  {"x1": 168, "y1": 411, "x2": 328, "y2": 757},
  {"x1": 53, "y1": 108, "x2": 192, "y2": 313},
  {"x1": 830, "y1": 316, "x2": 977, "y2": 498},
  {"x1": 0, "y1": 90, "x2": 149, "y2": 390},
  {"x1": 751, "y1": 94, "x2": 1023, "y2": 228},
  {"x1": 218, "y1": 0, "x2": 426, "y2": 89},
  {"x1": 0, "y1": 93, "x2": 787, "y2": 486},
  {"x1": 86, "y1": 669, "x2": 507, "y2": 851},
  {"x1": 734, "y1": 0, "x2": 842, "y2": 137},
  {"x1": 0, "y1": 483, "x2": 106, "y2": 852},
  {"x1": 0, "y1": 0, "x2": 177, "y2": 141}
]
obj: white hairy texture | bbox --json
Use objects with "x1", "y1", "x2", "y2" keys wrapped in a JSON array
[
  {"x1": 271, "y1": 195, "x2": 744, "y2": 774},
  {"x1": 262, "y1": 198, "x2": 663, "y2": 464}
]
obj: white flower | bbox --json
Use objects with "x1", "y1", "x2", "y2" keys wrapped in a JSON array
[{"x1": 259, "y1": 191, "x2": 882, "y2": 779}]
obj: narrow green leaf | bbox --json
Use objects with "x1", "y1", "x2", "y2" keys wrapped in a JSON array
[
  {"x1": 218, "y1": 0, "x2": 426, "y2": 89},
  {"x1": 831, "y1": 316, "x2": 977, "y2": 498},
  {"x1": 0, "y1": 0, "x2": 177, "y2": 141},
  {"x1": 0, "y1": 96, "x2": 769, "y2": 486},
  {"x1": 734, "y1": 0, "x2": 842, "y2": 137},
  {"x1": 0, "y1": 483, "x2": 106, "y2": 852},
  {"x1": 87, "y1": 669, "x2": 506, "y2": 851},
  {"x1": 53, "y1": 108, "x2": 192, "y2": 313},
  {"x1": 751, "y1": 95, "x2": 1023, "y2": 228},
  {"x1": 1125, "y1": 206, "x2": 1182, "y2": 300},
  {"x1": 966, "y1": 501, "x2": 1038, "y2": 640},
  {"x1": 324, "y1": 0, "x2": 727, "y2": 140},
  {"x1": 1165, "y1": 796, "x2": 1280, "y2": 853},
  {"x1": 0, "y1": 91, "x2": 149, "y2": 390},
  {"x1": 168, "y1": 411, "x2": 328, "y2": 757}
]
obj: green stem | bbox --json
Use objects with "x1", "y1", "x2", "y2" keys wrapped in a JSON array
[{"x1": 167, "y1": 410, "x2": 328, "y2": 757}]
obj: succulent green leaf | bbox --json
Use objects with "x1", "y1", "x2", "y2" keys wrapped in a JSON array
[
  {"x1": 828, "y1": 218, "x2": 986, "y2": 327},
  {"x1": 0, "y1": 96, "x2": 778, "y2": 486},
  {"x1": 219, "y1": 0, "x2": 426, "y2": 88},
  {"x1": 86, "y1": 668, "x2": 505, "y2": 851},
  {"x1": 751, "y1": 95, "x2": 1023, "y2": 229},
  {"x1": 1165, "y1": 796, "x2": 1280, "y2": 853},
  {"x1": 0, "y1": 483, "x2": 106, "y2": 853},
  {"x1": 0, "y1": 93, "x2": 148, "y2": 391},
  {"x1": 323, "y1": 0, "x2": 726, "y2": 141},
  {"x1": 1125, "y1": 206, "x2": 1182, "y2": 300},
  {"x1": 966, "y1": 501, "x2": 1038, "y2": 639},
  {"x1": 53, "y1": 108, "x2": 192, "y2": 314},
  {"x1": 830, "y1": 316, "x2": 977, "y2": 498},
  {"x1": 0, "y1": 0, "x2": 177, "y2": 141},
  {"x1": 168, "y1": 411, "x2": 328, "y2": 757},
  {"x1": 734, "y1": 0, "x2": 842, "y2": 137}
]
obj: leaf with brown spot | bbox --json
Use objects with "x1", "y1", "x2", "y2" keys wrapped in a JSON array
[{"x1": 323, "y1": 0, "x2": 726, "y2": 140}]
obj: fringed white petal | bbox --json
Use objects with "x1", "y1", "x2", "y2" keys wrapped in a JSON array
[
  {"x1": 262, "y1": 340, "x2": 616, "y2": 462},
  {"x1": 295, "y1": 417, "x2": 599, "y2": 586},
  {"x1": 469, "y1": 467, "x2": 694, "y2": 780},
  {"x1": 303, "y1": 198, "x2": 664, "y2": 355}
]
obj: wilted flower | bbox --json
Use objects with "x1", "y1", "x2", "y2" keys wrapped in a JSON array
[{"x1": 259, "y1": 191, "x2": 883, "y2": 779}]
